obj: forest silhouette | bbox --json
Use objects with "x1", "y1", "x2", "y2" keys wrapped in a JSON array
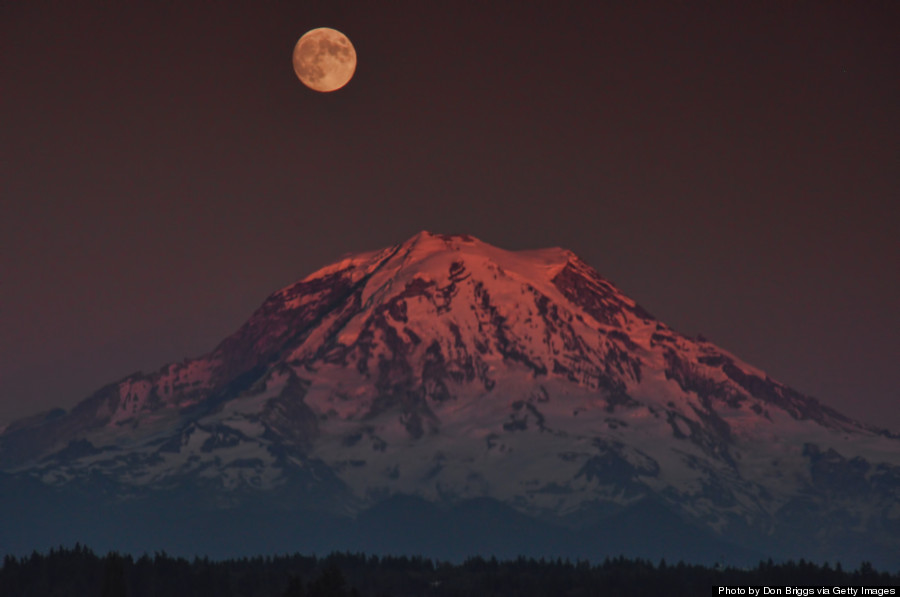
[{"x1": 1, "y1": 545, "x2": 898, "y2": 596}]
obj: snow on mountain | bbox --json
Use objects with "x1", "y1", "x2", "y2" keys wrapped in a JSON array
[{"x1": 1, "y1": 231, "x2": 898, "y2": 563}]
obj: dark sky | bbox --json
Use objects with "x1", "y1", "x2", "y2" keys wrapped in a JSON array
[{"x1": 2, "y1": 2, "x2": 897, "y2": 430}]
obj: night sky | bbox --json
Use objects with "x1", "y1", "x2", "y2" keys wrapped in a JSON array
[{"x1": 2, "y1": 2, "x2": 897, "y2": 430}]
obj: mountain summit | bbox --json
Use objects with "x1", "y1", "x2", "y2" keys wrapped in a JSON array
[{"x1": 2, "y1": 231, "x2": 898, "y2": 565}]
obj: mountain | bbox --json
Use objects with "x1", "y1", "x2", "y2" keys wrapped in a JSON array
[{"x1": 1, "y1": 231, "x2": 898, "y2": 565}]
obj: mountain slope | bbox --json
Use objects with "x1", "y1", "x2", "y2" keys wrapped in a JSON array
[{"x1": 2, "y1": 231, "x2": 898, "y2": 564}]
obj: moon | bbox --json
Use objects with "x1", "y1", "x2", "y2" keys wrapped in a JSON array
[{"x1": 292, "y1": 28, "x2": 357, "y2": 92}]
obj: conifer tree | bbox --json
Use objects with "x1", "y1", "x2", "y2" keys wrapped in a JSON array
[{"x1": 101, "y1": 553, "x2": 127, "y2": 597}]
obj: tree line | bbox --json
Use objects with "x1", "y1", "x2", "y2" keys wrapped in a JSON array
[{"x1": 1, "y1": 544, "x2": 897, "y2": 596}]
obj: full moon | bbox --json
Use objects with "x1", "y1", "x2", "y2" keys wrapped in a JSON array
[{"x1": 292, "y1": 28, "x2": 357, "y2": 92}]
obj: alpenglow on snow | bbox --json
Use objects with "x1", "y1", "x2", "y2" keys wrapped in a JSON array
[{"x1": 1, "y1": 231, "x2": 898, "y2": 565}]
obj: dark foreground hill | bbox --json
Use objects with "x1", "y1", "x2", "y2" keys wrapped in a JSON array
[{"x1": 1, "y1": 546, "x2": 898, "y2": 597}]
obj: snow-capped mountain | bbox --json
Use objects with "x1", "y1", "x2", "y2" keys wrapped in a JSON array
[{"x1": 1, "y1": 231, "x2": 898, "y2": 565}]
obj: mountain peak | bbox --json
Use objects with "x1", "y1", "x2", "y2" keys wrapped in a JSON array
[
  {"x1": 2, "y1": 232, "x2": 898, "y2": 565},
  {"x1": 296, "y1": 232, "x2": 583, "y2": 314}
]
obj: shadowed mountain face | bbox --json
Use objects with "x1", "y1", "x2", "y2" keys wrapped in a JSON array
[{"x1": 2, "y1": 231, "x2": 898, "y2": 566}]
